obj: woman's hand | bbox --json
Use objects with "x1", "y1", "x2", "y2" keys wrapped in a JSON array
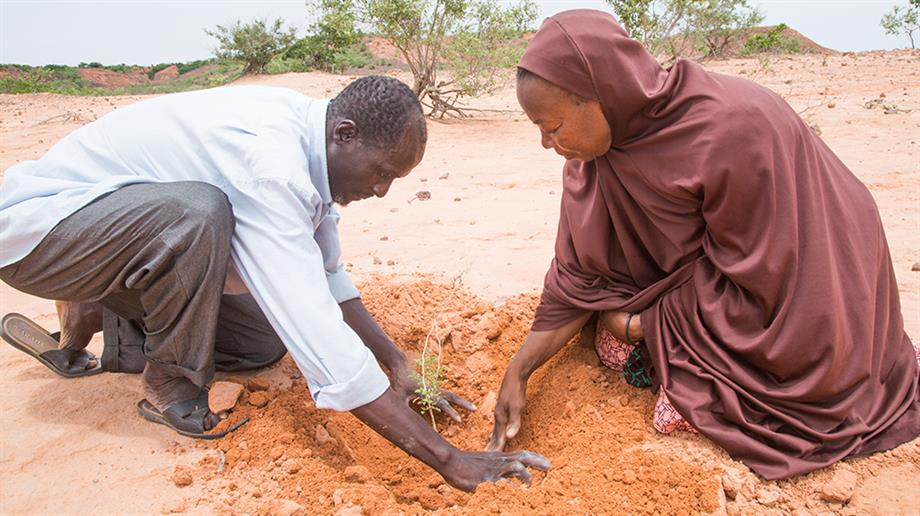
[
  {"x1": 389, "y1": 363, "x2": 477, "y2": 422},
  {"x1": 486, "y1": 366, "x2": 528, "y2": 451},
  {"x1": 599, "y1": 310, "x2": 644, "y2": 343}
]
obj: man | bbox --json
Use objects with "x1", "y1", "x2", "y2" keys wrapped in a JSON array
[{"x1": 0, "y1": 76, "x2": 548, "y2": 491}]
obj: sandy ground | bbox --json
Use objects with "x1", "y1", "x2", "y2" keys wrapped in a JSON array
[{"x1": 0, "y1": 50, "x2": 918, "y2": 514}]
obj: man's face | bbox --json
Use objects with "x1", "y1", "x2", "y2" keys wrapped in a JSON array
[{"x1": 326, "y1": 120, "x2": 425, "y2": 206}]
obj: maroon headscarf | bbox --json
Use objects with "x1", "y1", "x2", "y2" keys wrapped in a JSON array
[{"x1": 523, "y1": 10, "x2": 919, "y2": 479}]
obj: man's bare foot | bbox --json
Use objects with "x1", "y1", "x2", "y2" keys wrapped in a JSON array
[{"x1": 55, "y1": 300, "x2": 103, "y2": 351}]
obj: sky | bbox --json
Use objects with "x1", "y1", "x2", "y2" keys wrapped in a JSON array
[{"x1": 0, "y1": 0, "x2": 912, "y2": 66}]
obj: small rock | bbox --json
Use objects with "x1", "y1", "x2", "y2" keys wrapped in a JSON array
[
  {"x1": 282, "y1": 458, "x2": 302, "y2": 474},
  {"x1": 415, "y1": 190, "x2": 431, "y2": 201},
  {"x1": 171, "y1": 466, "x2": 193, "y2": 487},
  {"x1": 622, "y1": 469, "x2": 637, "y2": 485},
  {"x1": 480, "y1": 391, "x2": 498, "y2": 417},
  {"x1": 260, "y1": 499, "x2": 305, "y2": 516},
  {"x1": 344, "y1": 465, "x2": 373, "y2": 483},
  {"x1": 379, "y1": 236, "x2": 388, "y2": 241},
  {"x1": 389, "y1": 208, "x2": 398, "y2": 213},
  {"x1": 453, "y1": 197, "x2": 461, "y2": 202},
  {"x1": 315, "y1": 424, "x2": 337, "y2": 447},
  {"x1": 248, "y1": 391, "x2": 271, "y2": 407},
  {"x1": 757, "y1": 487, "x2": 781, "y2": 507},
  {"x1": 820, "y1": 469, "x2": 858, "y2": 503},
  {"x1": 911, "y1": 262, "x2": 920, "y2": 271},
  {"x1": 827, "y1": 102, "x2": 836, "y2": 109},
  {"x1": 269, "y1": 446, "x2": 285, "y2": 461},
  {"x1": 721, "y1": 470, "x2": 744, "y2": 500},
  {"x1": 372, "y1": 256, "x2": 382, "y2": 265},
  {"x1": 439, "y1": 172, "x2": 449, "y2": 179},
  {"x1": 880, "y1": 92, "x2": 886, "y2": 98},
  {"x1": 208, "y1": 381, "x2": 244, "y2": 413},
  {"x1": 247, "y1": 377, "x2": 270, "y2": 392},
  {"x1": 335, "y1": 505, "x2": 363, "y2": 516},
  {"x1": 386, "y1": 260, "x2": 395, "y2": 266}
]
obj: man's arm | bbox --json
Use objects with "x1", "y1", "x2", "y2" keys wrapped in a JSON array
[
  {"x1": 353, "y1": 387, "x2": 549, "y2": 492},
  {"x1": 340, "y1": 298, "x2": 405, "y2": 373}
]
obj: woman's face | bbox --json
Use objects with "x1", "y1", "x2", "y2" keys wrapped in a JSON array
[{"x1": 517, "y1": 77, "x2": 612, "y2": 162}]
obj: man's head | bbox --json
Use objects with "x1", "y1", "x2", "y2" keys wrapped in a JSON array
[
  {"x1": 326, "y1": 76, "x2": 427, "y2": 205},
  {"x1": 516, "y1": 67, "x2": 611, "y2": 162}
]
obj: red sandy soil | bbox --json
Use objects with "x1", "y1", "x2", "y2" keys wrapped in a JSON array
[{"x1": 0, "y1": 50, "x2": 918, "y2": 514}]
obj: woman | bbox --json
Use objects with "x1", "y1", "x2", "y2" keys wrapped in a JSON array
[{"x1": 487, "y1": 9, "x2": 920, "y2": 480}]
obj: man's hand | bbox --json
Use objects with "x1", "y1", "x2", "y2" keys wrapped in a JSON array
[
  {"x1": 352, "y1": 387, "x2": 549, "y2": 492},
  {"x1": 486, "y1": 367, "x2": 527, "y2": 451},
  {"x1": 442, "y1": 449, "x2": 550, "y2": 492},
  {"x1": 389, "y1": 363, "x2": 476, "y2": 422}
]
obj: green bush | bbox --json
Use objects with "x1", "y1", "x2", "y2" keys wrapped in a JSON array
[
  {"x1": 205, "y1": 18, "x2": 297, "y2": 74},
  {"x1": 741, "y1": 23, "x2": 801, "y2": 55}
]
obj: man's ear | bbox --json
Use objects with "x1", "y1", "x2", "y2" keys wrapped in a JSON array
[{"x1": 333, "y1": 119, "x2": 358, "y2": 144}]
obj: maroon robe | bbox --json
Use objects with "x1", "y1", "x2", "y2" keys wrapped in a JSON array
[{"x1": 524, "y1": 9, "x2": 919, "y2": 479}]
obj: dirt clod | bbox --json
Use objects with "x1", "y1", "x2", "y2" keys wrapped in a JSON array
[
  {"x1": 820, "y1": 469, "x2": 858, "y2": 503},
  {"x1": 170, "y1": 466, "x2": 193, "y2": 488},
  {"x1": 248, "y1": 391, "x2": 271, "y2": 408},
  {"x1": 344, "y1": 465, "x2": 373, "y2": 483},
  {"x1": 208, "y1": 381, "x2": 244, "y2": 413},
  {"x1": 247, "y1": 377, "x2": 270, "y2": 392}
]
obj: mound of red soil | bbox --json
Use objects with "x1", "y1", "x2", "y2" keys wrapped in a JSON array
[
  {"x1": 173, "y1": 277, "x2": 917, "y2": 515},
  {"x1": 77, "y1": 67, "x2": 150, "y2": 88}
]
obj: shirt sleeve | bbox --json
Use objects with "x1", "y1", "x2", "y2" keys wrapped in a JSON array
[
  {"x1": 313, "y1": 205, "x2": 360, "y2": 303},
  {"x1": 227, "y1": 177, "x2": 389, "y2": 411}
]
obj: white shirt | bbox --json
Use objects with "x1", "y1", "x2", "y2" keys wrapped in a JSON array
[{"x1": 0, "y1": 86, "x2": 390, "y2": 411}]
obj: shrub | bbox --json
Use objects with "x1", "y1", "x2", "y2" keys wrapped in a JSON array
[
  {"x1": 358, "y1": 0, "x2": 538, "y2": 117},
  {"x1": 205, "y1": 18, "x2": 297, "y2": 74},
  {"x1": 741, "y1": 23, "x2": 801, "y2": 55},
  {"x1": 606, "y1": 0, "x2": 763, "y2": 61}
]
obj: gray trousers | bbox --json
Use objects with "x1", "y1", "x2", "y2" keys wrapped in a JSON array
[{"x1": 0, "y1": 182, "x2": 286, "y2": 397}]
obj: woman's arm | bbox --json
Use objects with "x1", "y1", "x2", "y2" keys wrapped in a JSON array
[{"x1": 487, "y1": 312, "x2": 592, "y2": 451}]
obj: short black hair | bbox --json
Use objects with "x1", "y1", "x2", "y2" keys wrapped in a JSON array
[
  {"x1": 328, "y1": 75, "x2": 427, "y2": 149},
  {"x1": 516, "y1": 67, "x2": 587, "y2": 105}
]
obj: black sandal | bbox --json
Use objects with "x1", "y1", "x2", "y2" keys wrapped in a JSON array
[
  {"x1": 136, "y1": 392, "x2": 248, "y2": 440},
  {"x1": 1, "y1": 312, "x2": 103, "y2": 378}
]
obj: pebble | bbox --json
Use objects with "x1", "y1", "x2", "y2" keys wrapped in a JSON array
[
  {"x1": 248, "y1": 391, "x2": 271, "y2": 408},
  {"x1": 721, "y1": 470, "x2": 744, "y2": 500},
  {"x1": 208, "y1": 381, "x2": 244, "y2": 413},
  {"x1": 282, "y1": 458, "x2": 302, "y2": 474},
  {"x1": 170, "y1": 466, "x2": 193, "y2": 487},
  {"x1": 335, "y1": 505, "x2": 363, "y2": 516},
  {"x1": 247, "y1": 377, "x2": 270, "y2": 392},
  {"x1": 820, "y1": 469, "x2": 858, "y2": 503},
  {"x1": 372, "y1": 256, "x2": 382, "y2": 265},
  {"x1": 344, "y1": 465, "x2": 373, "y2": 483},
  {"x1": 415, "y1": 190, "x2": 431, "y2": 201},
  {"x1": 912, "y1": 262, "x2": 920, "y2": 271},
  {"x1": 260, "y1": 499, "x2": 305, "y2": 516},
  {"x1": 757, "y1": 487, "x2": 781, "y2": 507},
  {"x1": 479, "y1": 391, "x2": 498, "y2": 418},
  {"x1": 622, "y1": 469, "x2": 637, "y2": 484},
  {"x1": 315, "y1": 424, "x2": 337, "y2": 447}
]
